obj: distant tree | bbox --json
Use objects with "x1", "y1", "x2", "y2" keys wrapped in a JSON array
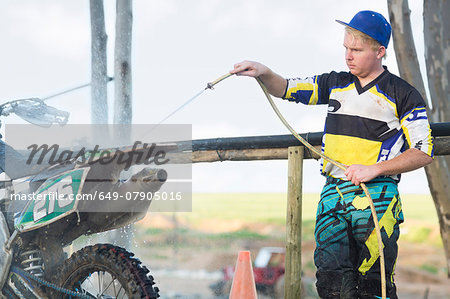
[
  {"x1": 387, "y1": 0, "x2": 450, "y2": 273},
  {"x1": 90, "y1": 0, "x2": 108, "y2": 124},
  {"x1": 90, "y1": 0, "x2": 134, "y2": 249},
  {"x1": 112, "y1": 0, "x2": 133, "y2": 250},
  {"x1": 114, "y1": 0, "x2": 132, "y2": 126}
]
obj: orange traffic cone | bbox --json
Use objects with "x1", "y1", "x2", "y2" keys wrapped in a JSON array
[{"x1": 229, "y1": 251, "x2": 258, "y2": 299}]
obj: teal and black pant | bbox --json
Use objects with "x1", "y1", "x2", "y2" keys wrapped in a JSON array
[{"x1": 314, "y1": 177, "x2": 403, "y2": 299}]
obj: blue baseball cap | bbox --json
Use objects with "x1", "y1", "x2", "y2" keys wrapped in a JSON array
[{"x1": 336, "y1": 10, "x2": 391, "y2": 48}]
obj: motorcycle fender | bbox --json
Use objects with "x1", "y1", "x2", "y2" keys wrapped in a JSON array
[{"x1": 0, "y1": 212, "x2": 12, "y2": 292}]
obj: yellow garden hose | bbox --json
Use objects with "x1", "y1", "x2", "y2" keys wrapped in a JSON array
[{"x1": 207, "y1": 72, "x2": 387, "y2": 299}]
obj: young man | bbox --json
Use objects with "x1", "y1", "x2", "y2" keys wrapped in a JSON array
[{"x1": 231, "y1": 10, "x2": 433, "y2": 299}]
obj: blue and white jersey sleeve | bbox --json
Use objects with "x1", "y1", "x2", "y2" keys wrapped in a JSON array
[
  {"x1": 283, "y1": 76, "x2": 320, "y2": 105},
  {"x1": 282, "y1": 72, "x2": 342, "y2": 105},
  {"x1": 397, "y1": 89, "x2": 434, "y2": 158}
]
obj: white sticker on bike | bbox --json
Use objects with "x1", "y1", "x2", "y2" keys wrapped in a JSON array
[{"x1": 33, "y1": 176, "x2": 75, "y2": 222}]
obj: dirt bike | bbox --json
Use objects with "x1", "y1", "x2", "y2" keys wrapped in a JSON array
[{"x1": 0, "y1": 98, "x2": 176, "y2": 298}]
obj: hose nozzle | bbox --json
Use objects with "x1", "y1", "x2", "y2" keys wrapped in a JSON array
[{"x1": 206, "y1": 72, "x2": 234, "y2": 90}]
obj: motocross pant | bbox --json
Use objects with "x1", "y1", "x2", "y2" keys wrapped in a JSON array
[{"x1": 314, "y1": 177, "x2": 403, "y2": 299}]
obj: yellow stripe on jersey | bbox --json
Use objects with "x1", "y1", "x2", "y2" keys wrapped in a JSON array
[
  {"x1": 286, "y1": 82, "x2": 314, "y2": 104},
  {"x1": 285, "y1": 76, "x2": 319, "y2": 105},
  {"x1": 330, "y1": 82, "x2": 356, "y2": 94},
  {"x1": 426, "y1": 127, "x2": 433, "y2": 156},
  {"x1": 323, "y1": 134, "x2": 381, "y2": 167},
  {"x1": 368, "y1": 86, "x2": 398, "y2": 118},
  {"x1": 400, "y1": 107, "x2": 423, "y2": 124},
  {"x1": 402, "y1": 124, "x2": 412, "y2": 147},
  {"x1": 311, "y1": 75, "x2": 319, "y2": 105}
]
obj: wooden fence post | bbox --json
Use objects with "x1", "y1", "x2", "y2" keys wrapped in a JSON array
[{"x1": 285, "y1": 146, "x2": 303, "y2": 298}]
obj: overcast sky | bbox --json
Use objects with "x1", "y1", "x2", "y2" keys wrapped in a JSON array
[{"x1": 0, "y1": 0, "x2": 431, "y2": 194}]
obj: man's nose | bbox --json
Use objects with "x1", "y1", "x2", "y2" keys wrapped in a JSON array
[{"x1": 345, "y1": 50, "x2": 353, "y2": 60}]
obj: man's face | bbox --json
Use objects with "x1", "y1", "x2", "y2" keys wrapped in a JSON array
[{"x1": 343, "y1": 32, "x2": 381, "y2": 79}]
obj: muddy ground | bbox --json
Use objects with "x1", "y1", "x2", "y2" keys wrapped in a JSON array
[{"x1": 130, "y1": 215, "x2": 450, "y2": 299}]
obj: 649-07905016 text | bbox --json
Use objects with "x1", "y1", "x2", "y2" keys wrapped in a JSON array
[{"x1": 10, "y1": 191, "x2": 183, "y2": 202}]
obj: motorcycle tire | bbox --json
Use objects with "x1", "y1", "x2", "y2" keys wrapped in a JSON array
[{"x1": 57, "y1": 243, "x2": 160, "y2": 299}]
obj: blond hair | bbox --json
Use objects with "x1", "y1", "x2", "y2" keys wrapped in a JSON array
[{"x1": 345, "y1": 26, "x2": 387, "y2": 59}]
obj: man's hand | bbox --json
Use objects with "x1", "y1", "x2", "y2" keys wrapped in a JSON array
[
  {"x1": 344, "y1": 164, "x2": 380, "y2": 186},
  {"x1": 230, "y1": 60, "x2": 287, "y2": 97},
  {"x1": 344, "y1": 148, "x2": 433, "y2": 186},
  {"x1": 230, "y1": 60, "x2": 270, "y2": 77}
]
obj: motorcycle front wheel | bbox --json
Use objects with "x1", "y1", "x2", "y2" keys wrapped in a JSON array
[{"x1": 57, "y1": 244, "x2": 160, "y2": 299}]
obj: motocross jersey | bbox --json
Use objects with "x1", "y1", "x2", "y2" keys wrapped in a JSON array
[{"x1": 282, "y1": 67, "x2": 434, "y2": 180}]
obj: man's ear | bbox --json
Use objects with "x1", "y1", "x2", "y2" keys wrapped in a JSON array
[{"x1": 377, "y1": 46, "x2": 386, "y2": 59}]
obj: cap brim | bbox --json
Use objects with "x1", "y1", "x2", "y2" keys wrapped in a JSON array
[
  {"x1": 336, "y1": 20, "x2": 367, "y2": 39},
  {"x1": 335, "y1": 20, "x2": 350, "y2": 27}
]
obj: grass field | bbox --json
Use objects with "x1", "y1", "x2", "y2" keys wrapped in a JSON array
[
  {"x1": 134, "y1": 192, "x2": 448, "y2": 296},
  {"x1": 141, "y1": 192, "x2": 442, "y2": 246},
  {"x1": 183, "y1": 192, "x2": 438, "y2": 223}
]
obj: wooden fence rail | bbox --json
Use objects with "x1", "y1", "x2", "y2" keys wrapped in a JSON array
[{"x1": 167, "y1": 123, "x2": 450, "y2": 164}]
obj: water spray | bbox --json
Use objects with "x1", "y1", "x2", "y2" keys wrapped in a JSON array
[
  {"x1": 155, "y1": 73, "x2": 234, "y2": 126},
  {"x1": 42, "y1": 77, "x2": 114, "y2": 101}
]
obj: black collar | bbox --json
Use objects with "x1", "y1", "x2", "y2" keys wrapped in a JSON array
[{"x1": 354, "y1": 66, "x2": 389, "y2": 94}]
